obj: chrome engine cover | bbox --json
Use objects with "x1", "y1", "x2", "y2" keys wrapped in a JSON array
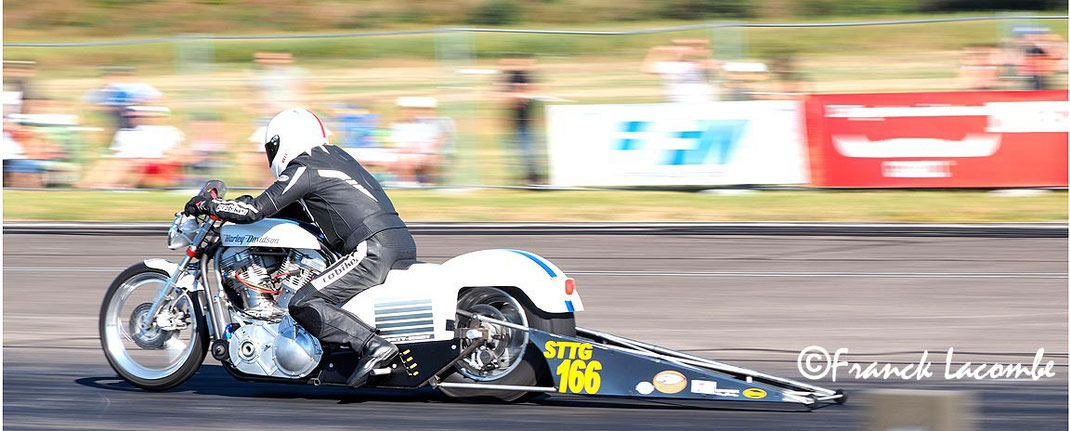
[{"x1": 228, "y1": 317, "x2": 322, "y2": 378}]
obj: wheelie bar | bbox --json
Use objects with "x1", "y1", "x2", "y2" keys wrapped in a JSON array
[{"x1": 463, "y1": 313, "x2": 846, "y2": 408}]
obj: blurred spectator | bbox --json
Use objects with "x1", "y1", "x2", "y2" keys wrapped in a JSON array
[
  {"x1": 328, "y1": 103, "x2": 382, "y2": 148},
  {"x1": 80, "y1": 107, "x2": 185, "y2": 188},
  {"x1": 642, "y1": 39, "x2": 718, "y2": 104},
  {"x1": 185, "y1": 112, "x2": 229, "y2": 186},
  {"x1": 85, "y1": 66, "x2": 162, "y2": 130},
  {"x1": 242, "y1": 52, "x2": 308, "y2": 187},
  {"x1": 1017, "y1": 30, "x2": 1063, "y2": 90},
  {"x1": 250, "y1": 52, "x2": 307, "y2": 117},
  {"x1": 1000, "y1": 26, "x2": 1066, "y2": 91},
  {"x1": 388, "y1": 97, "x2": 455, "y2": 187},
  {"x1": 721, "y1": 61, "x2": 769, "y2": 101},
  {"x1": 4, "y1": 98, "x2": 83, "y2": 188},
  {"x1": 243, "y1": 123, "x2": 279, "y2": 188},
  {"x1": 768, "y1": 53, "x2": 810, "y2": 99},
  {"x1": 1034, "y1": 32, "x2": 1069, "y2": 74},
  {"x1": 500, "y1": 57, "x2": 543, "y2": 184},
  {"x1": 3, "y1": 118, "x2": 42, "y2": 188},
  {"x1": 958, "y1": 44, "x2": 1001, "y2": 90},
  {"x1": 3, "y1": 61, "x2": 39, "y2": 118}
]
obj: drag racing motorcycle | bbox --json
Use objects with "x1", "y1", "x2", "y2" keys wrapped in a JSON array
[{"x1": 100, "y1": 180, "x2": 846, "y2": 408}]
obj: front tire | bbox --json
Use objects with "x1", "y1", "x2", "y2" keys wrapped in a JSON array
[
  {"x1": 99, "y1": 263, "x2": 209, "y2": 391},
  {"x1": 439, "y1": 287, "x2": 575, "y2": 402}
]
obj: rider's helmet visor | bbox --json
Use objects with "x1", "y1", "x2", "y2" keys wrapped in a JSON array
[{"x1": 265, "y1": 134, "x2": 280, "y2": 167}]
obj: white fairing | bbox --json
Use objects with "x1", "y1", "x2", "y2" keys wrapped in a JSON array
[
  {"x1": 219, "y1": 219, "x2": 320, "y2": 249},
  {"x1": 342, "y1": 249, "x2": 583, "y2": 344}
]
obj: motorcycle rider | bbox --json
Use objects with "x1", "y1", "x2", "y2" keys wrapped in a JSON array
[{"x1": 184, "y1": 108, "x2": 416, "y2": 389}]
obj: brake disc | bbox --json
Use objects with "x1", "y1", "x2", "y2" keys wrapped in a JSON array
[{"x1": 128, "y1": 303, "x2": 174, "y2": 350}]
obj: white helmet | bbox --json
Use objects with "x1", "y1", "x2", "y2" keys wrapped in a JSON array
[{"x1": 264, "y1": 108, "x2": 329, "y2": 178}]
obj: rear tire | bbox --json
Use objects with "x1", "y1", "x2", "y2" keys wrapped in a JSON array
[{"x1": 439, "y1": 287, "x2": 574, "y2": 403}]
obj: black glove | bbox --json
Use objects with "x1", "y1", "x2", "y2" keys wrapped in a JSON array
[{"x1": 184, "y1": 195, "x2": 210, "y2": 216}]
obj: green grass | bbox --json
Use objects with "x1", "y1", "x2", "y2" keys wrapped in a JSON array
[
  {"x1": 4, "y1": 189, "x2": 1065, "y2": 222},
  {"x1": 7, "y1": 13, "x2": 1067, "y2": 70}
]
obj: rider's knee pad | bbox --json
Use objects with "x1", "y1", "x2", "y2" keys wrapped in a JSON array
[{"x1": 289, "y1": 302, "x2": 324, "y2": 337}]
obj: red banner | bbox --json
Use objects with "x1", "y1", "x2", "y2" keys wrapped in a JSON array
[{"x1": 805, "y1": 90, "x2": 1068, "y2": 187}]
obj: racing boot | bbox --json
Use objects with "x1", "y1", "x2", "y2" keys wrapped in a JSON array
[{"x1": 346, "y1": 335, "x2": 399, "y2": 389}]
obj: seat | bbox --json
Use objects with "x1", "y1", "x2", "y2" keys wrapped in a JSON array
[{"x1": 390, "y1": 259, "x2": 423, "y2": 271}]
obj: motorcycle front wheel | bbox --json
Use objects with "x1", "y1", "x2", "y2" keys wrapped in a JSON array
[{"x1": 99, "y1": 263, "x2": 208, "y2": 391}]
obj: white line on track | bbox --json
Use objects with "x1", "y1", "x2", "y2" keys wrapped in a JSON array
[
  {"x1": 6, "y1": 267, "x2": 132, "y2": 272},
  {"x1": 569, "y1": 270, "x2": 1067, "y2": 279},
  {"x1": 6, "y1": 267, "x2": 1066, "y2": 279}
]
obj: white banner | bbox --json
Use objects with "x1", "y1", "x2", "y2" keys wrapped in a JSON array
[{"x1": 546, "y1": 101, "x2": 808, "y2": 186}]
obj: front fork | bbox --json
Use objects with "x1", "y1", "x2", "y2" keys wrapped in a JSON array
[{"x1": 138, "y1": 219, "x2": 229, "y2": 340}]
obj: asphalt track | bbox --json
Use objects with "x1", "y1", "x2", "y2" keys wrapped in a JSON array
[{"x1": 4, "y1": 233, "x2": 1067, "y2": 430}]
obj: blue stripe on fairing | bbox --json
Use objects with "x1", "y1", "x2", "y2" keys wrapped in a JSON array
[
  {"x1": 504, "y1": 249, "x2": 557, "y2": 278},
  {"x1": 565, "y1": 300, "x2": 575, "y2": 312}
]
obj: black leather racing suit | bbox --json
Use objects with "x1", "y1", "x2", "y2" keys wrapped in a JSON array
[{"x1": 202, "y1": 144, "x2": 417, "y2": 351}]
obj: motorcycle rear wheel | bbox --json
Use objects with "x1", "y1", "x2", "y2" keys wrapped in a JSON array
[
  {"x1": 439, "y1": 287, "x2": 575, "y2": 403},
  {"x1": 100, "y1": 263, "x2": 209, "y2": 391}
]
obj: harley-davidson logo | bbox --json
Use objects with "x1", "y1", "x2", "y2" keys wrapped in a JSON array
[{"x1": 223, "y1": 234, "x2": 281, "y2": 245}]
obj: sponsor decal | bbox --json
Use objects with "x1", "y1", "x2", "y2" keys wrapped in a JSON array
[
  {"x1": 311, "y1": 252, "x2": 364, "y2": 289},
  {"x1": 543, "y1": 341, "x2": 602, "y2": 394},
  {"x1": 742, "y1": 388, "x2": 767, "y2": 399},
  {"x1": 543, "y1": 341, "x2": 593, "y2": 360},
  {"x1": 215, "y1": 201, "x2": 253, "y2": 216},
  {"x1": 277, "y1": 174, "x2": 290, "y2": 182},
  {"x1": 690, "y1": 380, "x2": 739, "y2": 397},
  {"x1": 652, "y1": 370, "x2": 687, "y2": 394},
  {"x1": 832, "y1": 134, "x2": 1001, "y2": 158},
  {"x1": 635, "y1": 381, "x2": 655, "y2": 395},
  {"x1": 615, "y1": 119, "x2": 748, "y2": 166},
  {"x1": 805, "y1": 91, "x2": 1068, "y2": 188},
  {"x1": 691, "y1": 379, "x2": 718, "y2": 395},
  {"x1": 716, "y1": 388, "x2": 740, "y2": 398},
  {"x1": 881, "y1": 160, "x2": 954, "y2": 178},
  {"x1": 384, "y1": 333, "x2": 433, "y2": 342},
  {"x1": 824, "y1": 101, "x2": 1069, "y2": 133},
  {"x1": 547, "y1": 101, "x2": 808, "y2": 187}
]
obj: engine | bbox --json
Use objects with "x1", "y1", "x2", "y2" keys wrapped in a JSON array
[
  {"x1": 228, "y1": 317, "x2": 322, "y2": 378},
  {"x1": 217, "y1": 247, "x2": 328, "y2": 379},
  {"x1": 218, "y1": 247, "x2": 326, "y2": 318}
]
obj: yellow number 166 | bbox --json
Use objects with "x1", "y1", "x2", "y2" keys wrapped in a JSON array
[{"x1": 555, "y1": 359, "x2": 602, "y2": 394}]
